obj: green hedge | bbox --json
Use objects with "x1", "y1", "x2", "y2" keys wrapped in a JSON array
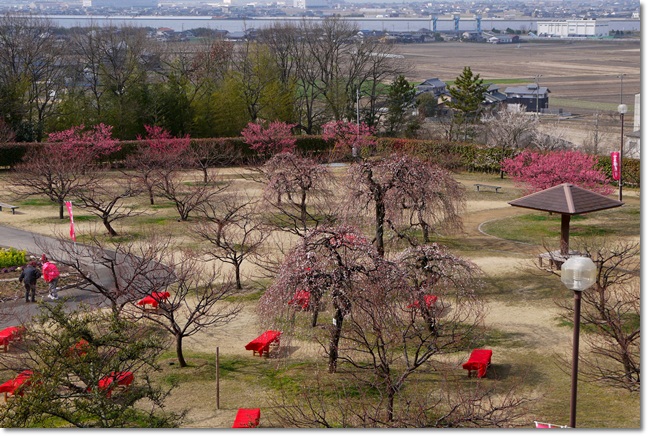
[{"x1": 0, "y1": 138, "x2": 640, "y2": 188}]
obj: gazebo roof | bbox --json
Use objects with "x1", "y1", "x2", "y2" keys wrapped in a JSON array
[{"x1": 508, "y1": 183, "x2": 624, "y2": 215}]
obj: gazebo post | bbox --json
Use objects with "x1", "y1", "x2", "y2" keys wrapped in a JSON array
[{"x1": 561, "y1": 214, "x2": 571, "y2": 255}]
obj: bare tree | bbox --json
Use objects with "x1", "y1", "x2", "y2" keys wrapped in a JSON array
[
  {"x1": 482, "y1": 109, "x2": 538, "y2": 178},
  {"x1": 0, "y1": 14, "x2": 64, "y2": 141},
  {"x1": 72, "y1": 172, "x2": 143, "y2": 237},
  {"x1": 9, "y1": 145, "x2": 96, "y2": 219},
  {"x1": 37, "y1": 235, "x2": 177, "y2": 315},
  {"x1": 193, "y1": 194, "x2": 269, "y2": 290},
  {"x1": 155, "y1": 169, "x2": 227, "y2": 221},
  {"x1": 132, "y1": 252, "x2": 242, "y2": 368},
  {"x1": 549, "y1": 239, "x2": 640, "y2": 392}
]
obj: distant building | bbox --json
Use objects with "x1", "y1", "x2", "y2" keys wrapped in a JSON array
[
  {"x1": 90, "y1": 0, "x2": 158, "y2": 7},
  {"x1": 503, "y1": 83, "x2": 550, "y2": 112},
  {"x1": 487, "y1": 35, "x2": 519, "y2": 44},
  {"x1": 294, "y1": 0, "x2": 328, "y2": 9},
  {"x1": 537, "y1": 20, "x2": 609, "y2": 38}
]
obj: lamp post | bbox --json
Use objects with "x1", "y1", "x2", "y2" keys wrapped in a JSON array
[
  {"x1": 617, "y1": 73, "x2": 626, "y2": 104},
  {"x1": 534, "y1": 74, "x2": 542, "y2": 114},
  {"x1": 617, "y1": 103, "x2": 627, "y2": 201},
  {"x1": 561, "y1": 256, "x2": 597, "y2": 428}
]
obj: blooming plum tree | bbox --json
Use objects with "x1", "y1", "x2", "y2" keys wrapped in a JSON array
[
  {"x1": 501, "y1": 150, "x2": 612, "y2": 195},
  {"x1": 241, "y1": 120, "x2": 297, "y2": 156},
  {"x1": 47, "y1": 123, "x2": 119, "y2": 160},
  {"x1": 321, "y1": 120, "x2": 376, "y2": 159}
]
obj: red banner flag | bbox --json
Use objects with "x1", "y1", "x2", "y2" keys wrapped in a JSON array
[
  {"x1": 65, "y1": 201, "x2": 76, "y2": 242},
  {"x1": 611, "y1": 151, "x2": 620, "y2": 181}
]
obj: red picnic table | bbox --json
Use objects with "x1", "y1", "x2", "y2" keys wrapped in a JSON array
[
  {"x1": 232, "y1": 408, "x2": 261, "y2": 428},
  {"x1": 0, "y1": 370, "x2": 33, "y2": 401},
  {"x1": 462, "y1": 349, "x2": 493, "y2": 378},
  {"x1": 245, "y1": 330, "x2": 281, "y2": 357},
  {"x1": 97, "y1": 371, "x2": 134, "y2": 398},
  {"x1": 0, "y1": 326, "x2": 24, "y2": 352},
  {"x1": 288, "y1": 290, "x2": 310, "y2": 310},
  {"x1": 406, "y1": 294, "x2": 438, "y2": 310},
  {"x1": 137, "y1": 291, "x2": 170, "y2": 310},
  {"x1": 68, "y1": 339, "x2": 90, "y2": 358}
]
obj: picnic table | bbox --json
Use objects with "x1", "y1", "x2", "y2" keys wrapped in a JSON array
[
  {"x1": 232, "y1": 408, "x2": 261, "y2": 428},
  {"x1": 0, "y1": 326, "x2": 24, "y2": 353},
  {"x1": 97, "y1": 371, "x2": 134, "y2": 398},
  {"x1": 0, "y1": 370, "x2": 33, "y2": 401},
  {"x1": 68, "y1": 339, "x2": 90, "y2": 358},
  {"x1": 462, "y1": 349, "x2": 493, "y2": 378},
  {"x1": 288, "y1": 290, "x2": 311, "y2": 310},
  {"x1": 137, "y1": 291, "x2": 170, "y2": 310},
  {"x1": 406, "y1": 294, "x2": 438, "y2": 310},
  {"x1": 245, "y1": 330, "x2": 281, "y2": 357}
]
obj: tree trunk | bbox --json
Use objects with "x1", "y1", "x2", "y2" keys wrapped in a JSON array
[
  {"x1": 387, "y1": 386, "x2": 396, "y2": 422},
  {"x1": 148, "y1": 187, "x2": 155, "y2": 205},
  {"x1": 375, "y1": 198, "x2": 385, "y2": 257},
  {"x1": 310, "y1": 292, "x2": 321, "y2": 327},
  {"x1": 300, "y1": 190, "x2": 308, "y2": 231},
  {"x1": 328, "y1": 308, "x2": 344, "y2": 373},
  {"x1": 59, "y1": 201, "x2": 65, "y2": 219},
  {"x1": 104, "y1": 219, "x2": 118, "y2": 237},
  {"x1": 176, "y1": 333, "x2": 187, "y2": 367},
  {"x1": 234, "y1": 260, "x2": 242, "y2": 290}
]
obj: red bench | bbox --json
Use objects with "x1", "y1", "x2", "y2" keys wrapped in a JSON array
[
  {"x1": 0, "y1": 370, "x2": 33, "y2": 401},
  {"x1": 288, "y1": 290, "x2": 311, "y2": 310},
  {"x1": 232, "y1": 408, "x2": 260, "y2": 428},
  {"x1": 0, "y1": 326, "x2": 24, "y2": 353},
  {"x1": 97, "y1": 371, "x2": 134, "y2": 398},
  {"x1": 406, "y1": 294, "x2": 438, "y2": 310},
  {"x1": 137, "y1": 291, "x2": 170, "y2": 310},
  {"x1": 462, "y1": 349, "x2": 492, "y2": 378},
  {"x1": 245, "y1": 330, "x2": 281, "y2": 357}
]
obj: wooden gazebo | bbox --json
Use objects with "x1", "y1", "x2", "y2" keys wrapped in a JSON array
[{"x1": 508, "y1": 183, "x2": 623, "y2": 267}]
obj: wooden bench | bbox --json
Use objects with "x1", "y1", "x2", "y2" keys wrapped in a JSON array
[
  {"x1": 0, "y1": 202, "x2": 19, "y2": 214},
  {"x1": 462, "y1": 349, "x2": 493, "y2": 378},
  {"x1": 473, "y1": 184, "x2": 502, "y2": 193},
  {"x1": 0, "y1": 326, "x2": 24, "y2": 353},
  {"x1": 232, "y1": 408, "x2": 261, "y2": 428},
  {"x1": 245, "y1": 330, "x2": 281, "y2": 357}
]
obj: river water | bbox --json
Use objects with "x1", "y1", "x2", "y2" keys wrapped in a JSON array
[{"x1": 37, "y1": 15, "x2": 640, "y2": 33}]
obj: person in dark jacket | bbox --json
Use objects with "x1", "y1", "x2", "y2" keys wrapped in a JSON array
[{"x1": 19, "y1": 261, "x2": 41, "y2": 303}]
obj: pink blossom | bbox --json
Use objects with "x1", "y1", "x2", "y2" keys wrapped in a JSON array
[
  {"x1": 241, "y1": 121, "x2": 297, "y2": 155},
  {"x1": 501, "y1": 150, "x2": 612, "y2": 195}
]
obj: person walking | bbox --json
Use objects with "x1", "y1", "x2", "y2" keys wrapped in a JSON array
[
  {"x1": 41, "y1": 254, "x2": 61, "y2": 300},
  {"x1": 19, "y1": 261, "x2": 41, "y2": 303}
]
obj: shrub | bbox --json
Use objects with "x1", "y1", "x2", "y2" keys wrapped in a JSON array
[{"x1": 0, "y1": 247, "x2": 27, "y2": 268}]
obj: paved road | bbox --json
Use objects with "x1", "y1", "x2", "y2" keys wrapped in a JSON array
[{"x1": 0, "y1": 225, "x2": 106, "y2": 329}]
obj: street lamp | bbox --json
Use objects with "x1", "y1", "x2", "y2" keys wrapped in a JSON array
[
  {"x1": 617, "y1": 103, "x2": 627, "y2": 201},
  {"x1": 561, "y1": 255, "x2": 597, "y2": 428},
  {"x1": 534, "y1": 74, "x2": 542, "y2": 114}
]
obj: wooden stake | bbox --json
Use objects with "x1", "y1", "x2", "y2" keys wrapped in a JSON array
[{"x1": 216, "y1": 346, "x2": 220, "y2": 409}]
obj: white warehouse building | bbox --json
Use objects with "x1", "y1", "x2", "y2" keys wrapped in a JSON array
[{"x1": 537, "y1": 20, "x2": 609, "y2": 38}]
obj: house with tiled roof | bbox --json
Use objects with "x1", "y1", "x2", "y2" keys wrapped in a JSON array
[{"x1": 504, "y1": 83, "x2": 550, "y2": 112}]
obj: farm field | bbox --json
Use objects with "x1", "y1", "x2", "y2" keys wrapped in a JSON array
[
  {"x1": 0, "y1": 166, "x2": 640, "y2": 428},
  {"x1": 399, "y1": 39, "x2": 641, "y2": 148}
]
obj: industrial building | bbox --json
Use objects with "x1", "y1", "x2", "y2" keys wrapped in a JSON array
[
  {"x1": 89, "y1": 0, "x2": 158, "y2": 7},
  {"x1": 537, "y1": 20, "x2": 609, "y2": 38}
]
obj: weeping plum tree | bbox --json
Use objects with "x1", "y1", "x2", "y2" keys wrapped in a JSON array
[
  {"x1": 260, "y1": 152, "x2": 338, "y2": 236},
  {"x1": 346, "y1": 154, "x2": 465, "y2": 256},
  {"x1": 258, "y1": 226, "x2": 390, "y2": 373}
]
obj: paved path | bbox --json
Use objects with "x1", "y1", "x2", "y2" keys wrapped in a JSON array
[{"x1": 0, "y1": 225, "x2": 106, "y2": 329}]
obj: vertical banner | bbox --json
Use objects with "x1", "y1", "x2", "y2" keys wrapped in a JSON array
[
  {"x1": 65, "y1": 201, "x2": 76, "y2": 242},
  {"x1": 611, "y1": 151, "x2": 620, "y2": 181}
]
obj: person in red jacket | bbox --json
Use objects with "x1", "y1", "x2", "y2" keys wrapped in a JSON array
[{"x1": 41, "y1": 254, "x2": 61, "y2": 300}]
